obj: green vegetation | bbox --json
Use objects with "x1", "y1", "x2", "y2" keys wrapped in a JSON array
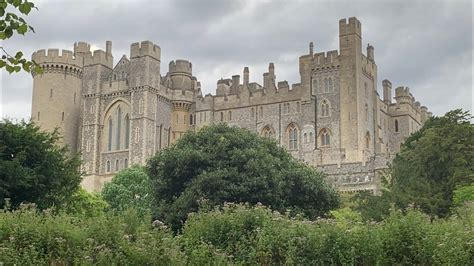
[
  {"x1": 147, "y1": 124, "x2": 340, "y2": 231},
  {"x1": 102, "y1": 166, "x2": 153, "y2": 217},
  {"x1": 0, "y1": 120, "x2": 81, "y2": 210},
  {"x1": 391, "y1": 109, "x2": 473, "y2": 218},
  {"x1": 0, "y1": 0, "x2": 42, "y2": 73}
]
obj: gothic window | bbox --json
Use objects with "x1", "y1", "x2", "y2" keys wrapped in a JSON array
[
  {"x1": 321, "y1": 100, "x2": 330, "y2": 117},
  {"x1": 309, "y1": 132, "x2": 313, "y2": 142},
  {"x1": 287, "y1": 123, "x2": 298, "y2": 150},
  {"x1": 261, "y1": 125, "x2": 274, "y2": 138},
  {"x1": 124, "y1": 114, "x2": 130, "y2": 149},
  {"x1": 116, "y1": 106, "x2": 122, "y2": 150},
  {"x1": 395, "y1": 119, "x2": 399, "y2": 132},
  {"x1": 228, "y1": 111, "x2": 232, "y2": 121},
  {"x1": 106, "y1": 160, "x2": 111, "y2": 172},
  {"x1": 108, "y1": 117, "x2": 113, "y2": 151},
  {"x1": 304, "y1": 133, "x2": 308, "y2": 143},
  {"x1": 320, "y1": 128, "x2": 330, "y2": 147}
]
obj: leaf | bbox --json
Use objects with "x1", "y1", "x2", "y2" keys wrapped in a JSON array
[
  {"x1": 19, "y1": 2, "x2": 31, "y2": 15},
  {"x1": 14, "y1": 51, "x2": 22, "y2": 59},
  {"x1": 0, "y1": 31, "x2": 5, "y2": 40},
  {"x1": 0, "y1": 59, "x2": 6, "y2": 68},
  {"x1": 5, "y1": 64, "x2": 14, "y2": 73},
  {"x1": 17, "y1": 23, "x2": 27, "y2": 34}
]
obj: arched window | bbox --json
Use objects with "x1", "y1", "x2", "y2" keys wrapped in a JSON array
[
  {"x1": 108, "y1": 117, "x2": 113, "y2": 151},
  {"x1": 106, "y1": 160, "x2": 111, "y2": 172},
  {"x1": 190, "y1": 114, "x2": 194, "y2": 125},
  {"x1": 365, "y1": 132, "x2": 370, "y2": 149},
  {"x1": 287, "y1": 124, "x2": 298, "y2": 150},
  {"x1": 261, "y1": 126, "x2": 274, "y2": 138},
  {"x1": 395, "y1": 119, "x2": 399, "y2": 132},
  {"x1": 228, "y1": 111, "x2": 232, "y2": 121},
  {"x1": 124, "y1": 158, "x2": 128, "y2": 168},
  {"x1": 321, "y1": 100, "x2": 330, "y2": 117},
  {"x1": 320, "y1": 128, "x2": 330, "y2": 147},
  {"x1": 220, "y1": 112, "x2": 224, "y2": 121},
  {"x1": 115, "y1": 160, "x2": 119, "y2": 171},
  {"x1": 296, "y1": 102, "x2": 300, "y2": 113},
  {"x1": 304, "y1": 133, "x2": 308, "y2": 143},
  {"x1": 124, "y1": 114, "x2": 130, "y2": 149},
  {"x1": 116, "y1": 106, "x2": 122, "y2": 150},
  {"x1": 309, "y1": 132, "x2": 313, "y2": 142}
]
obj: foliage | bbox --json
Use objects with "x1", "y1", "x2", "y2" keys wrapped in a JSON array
[
  {"x1": 391, "y1": 109, "x2": 474, "y2": 218},
  {"x1": 0, "y1": 119, "x2": 82, "y2": 210},
  {"x1": 180, "y1": 203, "x2": 474, "y2": 265},
  {"x1": 0, "y1": 205, "x2": 183, "y2": 265},
  {"x1": 353, "y1": 190, "x2": 392, "y2": 222},
  {"x1": 0, "y1": 0, "x2": 42, "y2": 73},
  {"x1": 60, "y1": 188, "x2": 108, "y2": 217},
  {"x1": 147, "y1": 124, "x2": 340, "y2": 231},
  {"x1": 101, "y1": 166, "x2": 153, "y2": 217},
  {"x1": 453, "y1": 183, "x2": 474, "y2": 207}
]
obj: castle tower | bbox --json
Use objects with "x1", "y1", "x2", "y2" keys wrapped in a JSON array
[
  {"x1": 383, "y1": 79, "x2": 392, "y2": 104},
  {"x1": 169, "y1": 59, "x2": 193, "y2": 91},
  {"x1": 338, "y1": 17, "x2": 363, "y2": 162},
  {"x1": 31, "y1": 47, "x2": 85, "y2": 154}
]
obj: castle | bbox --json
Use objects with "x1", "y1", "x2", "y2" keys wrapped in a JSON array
[{"x1": 30, "y1": 17, "x2": 432, "y2": 192}]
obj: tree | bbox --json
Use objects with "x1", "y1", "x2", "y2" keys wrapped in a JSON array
[
  {"x1": 0, "y1": 0, "x2": 41, "y2": 73},
  {"x1": 147, "y1": 124, "x2": 340, "y2": 231},
  {"x1": 61, "y1": 188, "x2": 108, "y2": 217},
  {"x1": 101, "y1": 165, "x2": 153, "y2": 217},
  {"x1": 0, "y1": 119, "x2": 82, "y2": 209},
  {"x1": 391, "y1": 109, "x2": 474, "y2": 218}
]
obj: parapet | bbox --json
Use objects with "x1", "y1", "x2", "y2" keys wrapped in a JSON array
[
  {"x1": 382, "y1": 79, "x2": 392, "y2": 87},
  {"x1": 339, "y1": 17, "x2": 361, "y2": 37},
  {"x1": 84, "y1": 49, "x2": 113, "y2": 68},
  {"x1": 169, "y1": 59, "x2": 192, "y2": 75},
  {"x1": 130, "y1": 41, "x2": 161, "y2": 61},
  {"x1": 74, "y1": 42, "x2": 91, "y2": 54},
  {"x1": 32, "y1": 48, "x2": 83, "y2": 68},
  {"x1": 314, "y1": 50, "x2": 339, "y2": 66}
]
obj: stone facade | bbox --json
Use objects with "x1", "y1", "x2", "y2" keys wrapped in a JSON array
[{"x1": 30, "y1": 17, "x2": 432, "y2": 192}]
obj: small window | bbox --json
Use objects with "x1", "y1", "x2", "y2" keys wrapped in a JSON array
[
  {"x1": 50, "y1": 89, "x2": 53, "y2": 98},
  {"x1": 228, "y1": 111, "x2": 232, "y2": 121},
  {"x1": 135, "y1": 128, "x2": 140, "y2": 143},
  {"x1": 37, "y1": 111, "x2": 40, "y2": 121},
  {"x1": 259, "y1": 107, "x2": 263, "y2": 118},
  {"x1": 124, "y1": 158, "x2": 128, "y2": 168},
  {"x1": 106, "y1": 161, "x2": 111, "y2": 172},
  {"x1": 115, "y1": 160, "x2": 119, "y2": 171},
  {"x1": 304, "y1": 133, "x2": 308, "y2": 143},
  {"x1": 204, "y1": 112, "x2": 207, "y2": 122},
  {"x1": 321, "y1": 129, "x2": 330, "y2": 147},
  {"x1": 287, "y1": 124, "x2": 298, "y2": 150},
  {"x1": 220, "y1": 112, "x2": 224, "y2": 121},
  {"x1": 309, "y1": 132, "x2": 313, "y2": 142},
  {"x1": 321, "y1": 100, "x2": 330, "y2": 117},
  {"x1": 190, "y1": 114, "x2": 193, "y2": 125},
  {"x1": 395, "y1": 119, "x2": 399, "y2": 133},
  {"x1": 74, "y1": 92, "x2": 76, "y2": 104},
  {"x1": 365, "y1": 133, "x2": 370, "y2": 149},
  {"x1": 296, "y1": 102, "x2": 300, "y2": 113}
]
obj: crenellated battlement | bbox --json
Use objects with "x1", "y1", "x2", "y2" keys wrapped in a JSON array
[
  {"x1": 314, "y1": 50, "x2": 340, "y2": 66},
  {"x1": 32, "y1": 49, "x2": 83, "y2": 67},
  {"x1": 130, "y1": 41, "x2": 161, "y2": 61},
  {"x1": 169, "y1": 59, "x2": 192, "y2": 76},
  {"x1": 84, "y1": 49, "x2": 113, "y2": 68},
  {"x1": 339, "y1": 17, "x2": 361, "y2": 37}
]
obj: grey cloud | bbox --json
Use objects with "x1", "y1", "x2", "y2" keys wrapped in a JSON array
[{"x1": 1, "y1": 0, "x2": 472, "y2": 119}]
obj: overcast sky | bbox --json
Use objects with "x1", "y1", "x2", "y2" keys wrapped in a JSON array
[{"x1": 0, "y1": 0, "x2": 472, "y2": 119}]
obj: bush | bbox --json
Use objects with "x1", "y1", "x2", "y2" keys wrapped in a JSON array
[
  {"x1": 101, "y1": 166, "x2": 153, "y2": 217},
  {"x1": 147, "y1": 124, "x2": 339, "y2": 231}
]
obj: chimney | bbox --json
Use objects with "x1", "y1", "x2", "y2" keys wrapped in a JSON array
[
  {"x1": 243, "y1": 67, "x2": 249, "y2": 85},
  {"x1": 309, "y1": 42, "x2": 314, "y2": 57},
  {"x1": 367, "y1": 43, "x2": 374, "y2": 61},
  {"x1": 106, "y1": 41, "x2": 112, "y2": 57},
  {"x1": 382, "y1": 79, "x2": 392, "y2": 104}
]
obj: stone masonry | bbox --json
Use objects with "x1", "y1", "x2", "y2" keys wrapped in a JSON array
[{"x1": 30, "y1": 17, "x2": 432, "y2": 192}]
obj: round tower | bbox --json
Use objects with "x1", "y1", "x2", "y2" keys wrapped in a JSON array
[
  {"x1": 169, "y1": 59, "x2": 193, "y2": 90},
  {"x1": 31, "y1": 45, "x2": 87, "y2": 154}
]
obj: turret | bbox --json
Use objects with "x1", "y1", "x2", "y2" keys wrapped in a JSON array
[
  {"x1": 169, "y1": 59, "x2": 193, "y2": 90},
  {"x1": 382, "y1": 79, "x2": 392, "y2": 104},
  {"x1": 243, "y1": 67, "x2": 249, "y2": 85},
  {"x1": 31, "y1": 45, "x2": 86, "y2": 154},
  {"x1": 367, "y1": 44, "x2": 374, "y2": 61},
  {"x1": 263, "y1": 63, "x2": 276, "y2": 88}
]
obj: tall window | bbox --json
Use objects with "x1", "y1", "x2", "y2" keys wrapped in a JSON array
[
  {"x1": 320, "y1": 128, "x2": 330, "y2": 147},
  {"x1": 106, "y1": 161, "x2": 111, "y2": 172},
  {"x1": 395, "y1": 119, "x2": 399, "y2": 132},
  {"x1": 328, "y1": 78, "x2": 333, "y2": 92},
  {"x1": 124, "y1": 115, "x2": 130, "y2": 149},
  {"x1": 124, "y1": 158, "x2": 128, "y2": 168},
  {"x1": 116, "y1": 106, "x2": 122, "y2": 150},
  {"x1": 321, "y1": 100, "x2": 330, "y2": 117},
  {"x1": 220, "y1": 112, "x2": 224, "y2": 121},
  {"x1": 259, "y1": 107, "x2": 263, "y2": 118},
  {"x1": 288, "y1": 124, "x2": 298, "y2": 150},
  {"x1": 228, "y1": 111, "x2": 232, "y2": 121},
  {"x1": 304, "y1": 133, "x2": 308, "y2": 143},
  {"x1": 108, "y1": 117, "x2": 113, "y2": 151},
  {"x1": 61, "y1": 112, "x2": 64, "y2": 121},
  {"x1": 365, "y1": 132, "x2": 370, "y2": 149},
  {"x1": 365, "y1": 104, "x2": 368, "y2": 121},
  {"x1": 296, "y1": 102, "x2": 300, "y2": 113},
  {"x1": 115, "y1": 160, "x2": 119, "y2": 171}
]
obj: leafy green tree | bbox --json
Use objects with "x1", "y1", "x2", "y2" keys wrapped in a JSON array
[
  {"x1": 0, "y1": 0, "x2": 41, "y2": 73},
  {"x1": 0, "y1": 119, "x2": 82, "y2": 209},
  {"x1": 60, "y1": 188, "x2": 108, "y2": 217},
  {"x1": 147, "y1": 124, "x2": 340, "y2": 231},
  {"x1": 391, "y1": 109, "x2": 474, "y2": 218},
  {"x1": 452, "y1": 183, "x2": 474, "y2": 207},
  {"x1": 101, "y1": 165, "x2": 153, "y2": 217}
]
